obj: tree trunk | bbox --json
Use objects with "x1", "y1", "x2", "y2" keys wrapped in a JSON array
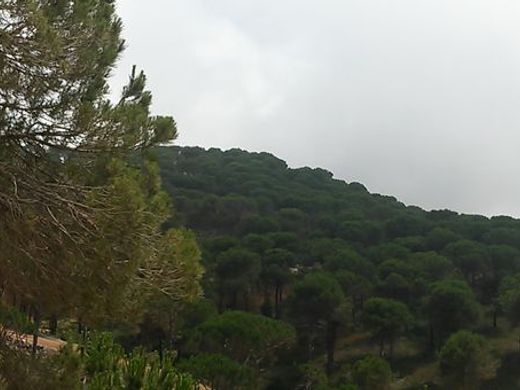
[
  {"x1": 326, "y1": 321, "x2": 338, "y2": 375},
  {"x1": 49, "y1": 315, "x2": 58, "y2": 335},
  {"x1": 429, "y1": 322, "x2": 435, "y2": 352},
  {"x1": 243, "y1": 291, "x2": 249, "y2": 311},
  {"x1": 32, "y1": 309, "x2": 40, "y2": 356},
  {"x1": 81, "y1": 324, "x2": 88, "y2": 357},
  {"x1": 77, "y1": 318, "x2": 85, "y2": 356},
  {"x1": 158, "y1": 337, "x2": 164, "y2": 366},
  {"x1": 308, "y1": 334, "x2": 314, "y2": 361},
  {"x1": 218, "y1": 295, "x2": 224, "y2": 313},
  {"x1": 231, "y1": 290, "x2": 238, "y2": 309},
  {"x1": 274, "y1": 285, "x2": 280, "y2": 318},
  {"x1": 261, "y1": 289, "x2": 273, "y2": 317},
  {"x1": 379, "y1": 334, "x2": 385, "y2": 357},
  {"x1": 168, "y1": 313, "x2": 175, "y2": 349},
  {"x1": 275, "y1": 284, "x2": 284, "y2": 318},
  {"x1": 352, "y1": 296, "x2": 358, "y2": 324}
]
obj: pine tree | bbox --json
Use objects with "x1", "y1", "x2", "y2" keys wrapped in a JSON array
[{"x1": 0, "y1": 0, "x2": 200, "y2": 338}]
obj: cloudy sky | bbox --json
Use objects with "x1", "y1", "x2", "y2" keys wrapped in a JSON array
[{"x1": 112, "y1": 0, "x2": 520, "y2": 217}]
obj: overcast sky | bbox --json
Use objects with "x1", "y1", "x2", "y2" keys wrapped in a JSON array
[{"x1": 112, "y1": 0, "x2": 520, "y2": 217}]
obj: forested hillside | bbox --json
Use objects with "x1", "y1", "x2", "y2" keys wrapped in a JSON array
[{"x1": 152, "y1": 145, "x2": 520, "y2": 389}]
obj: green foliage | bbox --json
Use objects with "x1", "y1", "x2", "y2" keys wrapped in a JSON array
[
  {"x1": 378, "y1": 273, "x2": 413, "y2": 302},
  {"x1": 439, "y1": 330, "x2": 497, "y2": 388},
  {"x1": 0, "y1": 305, "x2": 34, "y2": 335},
  {"x1": 298, "y1": 364, "x2": 338, "y2": 390},
  {"x1": 377, "y1": 259, "x2": 414, "y2": 280},
  {"x1": 214, "y1": 248, "x2": 261, "y2": 309},
  {"x1": 363, "y1": 298, "x2": 413, "y2": 335},
  {"x1": 334, "y1": 271, "x2": 373, "y2": 315},
  {"x1": 324, "y1": 249, "x2": 374, "y2": 278},
  {"x1": 498, "y1": 273, "x2": 520, "y2": 324},
  {"x1": 410, "y1": 252, "x2": 454, "y2": 281},
  {"x1": 352, "y1": 356, "x2": 393, "y2": 390},
  {"x1": 0, "y1": 1, "x2": 205, "y2": 386},
  {"x1": 83, "y1": 333, "x2": 196, "y2": 390},
  {"x1": 362, "y1": 298, "x2": 413, "y2": 355},
  {"x1": 0, "y1": 343, "x2": 81, "y2": 390},
  {"x1": 367, "y1": 243, "x2": 411, "y2": 264},
  {"x1": 288, "y1": 272, "x2": 346, "y2": 326},
  {"x1": 0, "y1": 0, "x2": 201, "y2": 329},
  {"x1": 189, "y1": 311, "x2": 296, "y2": 365},
  {"x1": 288, "y1": 272, "x2": 348, "y2": 371},
  {"x1": 178, "y1": 299, "x2": 219, "y2": 331},
  {"x1": 339, "y1": 220, "x2": 383, "y2": 246},
  {"x1": 443, "y1": 240, "x2": 488, "y2": 283},
  {"x1": 153, "y1": 145, "x2": 520, "y2": 386},
  {"x1": 297, "y1": 363, "x2": 360, "y2": 390},
  {"x1": 0, "y1": 332, "x2": 196, "y2": 390},
  {"x1": 205, "y1": 235, "x2": 241, "y2": 255},
  {"x1": 178, "y1": 353, "x2": 253, "y2": 390},
  {"x1": 488, "y1": 245, "x2": 520, "y2": 279},
  {"x1": 426, "y1": 227, "x2": 459, "y2": 251},
  {"x1": 243, "y1": 234, "x2": 275, "y2": 254},
  {"x1": 426, "y1": 279, "x2": 480, "y2": 341},
  {"x1": 150, "y1": 228, "x2": 204, "y2": 301}
]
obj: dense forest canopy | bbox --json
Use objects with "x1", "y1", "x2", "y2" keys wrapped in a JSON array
[{"x1": 149, "y1": 145, "x2": 520, "y2": 389}]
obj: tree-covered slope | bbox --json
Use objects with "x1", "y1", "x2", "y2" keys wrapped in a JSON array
[
  {"x1": 156, "y1": 145, "x2": 520, "y2": 252},
  {"x1": 154, "y1": 145, "x2": 520, "y2": 389}
]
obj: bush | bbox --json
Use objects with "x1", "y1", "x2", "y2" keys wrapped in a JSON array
[
  {"x1": 352, "y1": 355, "x2": 392, "y2": 390},
  {"x1": 177, "y1": 353, "x2": 253, "y2": 390},
  {"x1": 439, "y1": 330, "x2": 497, "y2": 388}
]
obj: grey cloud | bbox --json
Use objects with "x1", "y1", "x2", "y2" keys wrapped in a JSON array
[{"x1": 112, "y1": 0, "x2": 520, "y2": 217}]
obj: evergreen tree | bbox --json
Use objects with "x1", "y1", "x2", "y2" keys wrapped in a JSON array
[{"x1": 0, "y1": 0, "x2": 202, "y2": 365}]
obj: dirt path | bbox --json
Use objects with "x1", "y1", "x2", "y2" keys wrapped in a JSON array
[
  {"x1": 4, "y1": 329, "x2": 66, "y2": 352},
  {"x1": 29, "y1": 334, "x2": 66, "y2": 351}
]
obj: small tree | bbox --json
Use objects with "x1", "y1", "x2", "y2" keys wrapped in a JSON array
[
  {"x1": 411, "y1": 252, "x2": 454, "y2": 281},
  {"x1": 362, "y1": 298, "x2": 413, "y2": 358},
  {"x1": 288, "y1": 272, "x2": 347, "y2": 373},
  {"x1": 439, "y1": 330, "x2": 497, "y2": 389},
  {"x1": 214, "y1": 248, "x2": 261, "y2": 310},
  {"x1": 334, "y1": 271, "x2": 373, "y2": 325},
  {"x1": 443, "y1": 240, "x2": 489, "y2": 285},
  {"x1": 140, "y1": 228, "x2": 204, "y2": 346},
  {"x1": 426, "y1": 279, "x2": 480, "y2": 348},
  {"x1": 498, "y1": 273, "x2": 520, "y2": 325},
  {"x1": 352, "y1": 355, "x2": 392, "y2": 390},
  {"x1": 81, "y1": 333, "x2": 196, "y2": 390},
  {"x1": 260, "y1": 248, "x2": 294, "y2": 318},
  {"x1": 178, "y1": 353, "x2": 253, "y2": 390},
  {"x1": 189, "y1": 311, "x2": 296, "y2": 369}
]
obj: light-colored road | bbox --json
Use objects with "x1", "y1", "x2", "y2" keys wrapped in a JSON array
[{"x1": 4, "y1": 329, "x2": 66, "y2": 352}]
